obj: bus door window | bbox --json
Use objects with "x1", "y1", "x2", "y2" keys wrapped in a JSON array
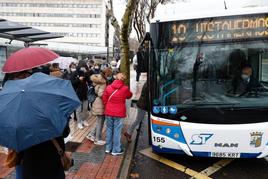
[
  {"x1": 248, "y1": 49, "x2": 261, "y2": 80},
  {"x1": 261, "y1": 52, "x2": 268, "y2": 82}
]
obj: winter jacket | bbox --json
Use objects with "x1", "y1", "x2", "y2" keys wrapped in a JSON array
[
  {"x1": 137, "y1": 82, "x2": 149, "y2": 111},
  {"x1": 20, "y1": 124, "x2": 70, "y2": 179},
  {"x1": 103, "y1": 80, "x2": 132, "y2": 118},
  {"x1": 70, "y1": 68, "x2": 88, "y2": 101},
  {"x1": 91, "y1": 74, "x2": 107, "y2": 116}
]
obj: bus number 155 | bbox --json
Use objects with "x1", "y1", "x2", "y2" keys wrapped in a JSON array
[{"x1": 153, "y1": 137, "x2": 166, "y2": 143}]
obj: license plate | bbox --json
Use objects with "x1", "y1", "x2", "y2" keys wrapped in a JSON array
[{"x1": 211, "y1": 152, "x2": 240, "y2": 158}]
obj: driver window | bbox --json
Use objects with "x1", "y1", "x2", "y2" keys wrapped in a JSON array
[{"x1": 261, "y1": 53, "x2": 268, "y2": 82}]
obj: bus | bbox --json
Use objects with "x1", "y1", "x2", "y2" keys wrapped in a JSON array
[{"x1": 143, "y1": 7, "x2": 268, "y2": 158}]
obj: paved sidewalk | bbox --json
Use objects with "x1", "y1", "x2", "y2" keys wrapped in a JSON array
[{"x1": 0, "y1": 71, "x2": 147, "y2": 179}]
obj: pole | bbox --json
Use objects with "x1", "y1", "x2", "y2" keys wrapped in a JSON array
[
  {"x1": 224, "y1": 0, "x2": 227, "y2": 9},
  {"x1": 105, "y1": 8, "x2": 110, "y2": 63}
]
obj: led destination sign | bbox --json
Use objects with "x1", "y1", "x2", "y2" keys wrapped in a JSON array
[{"x1": 171, "y1": 13, "x2": 268, "y2": 43}]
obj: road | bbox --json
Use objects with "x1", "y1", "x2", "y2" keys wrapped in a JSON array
[{"x1": 129, "y1": 115, "x2": 268, "y2": 179}]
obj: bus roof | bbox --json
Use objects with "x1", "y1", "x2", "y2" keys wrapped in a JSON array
[{"x1": 152, "y1": 6, "x2": 268, "y2": 23}]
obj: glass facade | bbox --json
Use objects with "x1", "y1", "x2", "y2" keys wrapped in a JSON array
[
  {"x1": 20, "y1": 22, "x2": 101, "y2": 28},
  {"x1": 0, "y1": 2, "x2": 102, "y2": 8},
  {"x1": 0, "y1": 1, "x2": 106, "y2": 45},
  {"x1": 52, "y1": 32, "x2": 100, "y2": 38},
  {"x1": 0, "y1": 12, "x2": 101, "y2": 18}
]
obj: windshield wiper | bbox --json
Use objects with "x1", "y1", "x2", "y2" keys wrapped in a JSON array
[
  {"x1": 175, "y1": 102, "x2": 240, "y2": 114},
  {"x1": 183, "y1": 102, "x2": 240, "y2": 107}
]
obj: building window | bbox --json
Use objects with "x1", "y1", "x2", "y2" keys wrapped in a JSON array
[
  {"x1": 0, "y1": 12, "x2": 102, "y2": 18},
  {"x1": 0, "y1": 2, "x2": 102, "y2": 9}
]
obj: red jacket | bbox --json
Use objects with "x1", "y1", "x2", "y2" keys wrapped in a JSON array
[{"x1": 103, "y1": 80, "x2": 133, "y2": 118}]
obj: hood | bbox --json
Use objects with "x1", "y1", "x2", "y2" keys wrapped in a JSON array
[
  {"x1": 111, "y1": 80, "x2": 124, "y2": 89},
  {"x1": 91, "y1": 74, "x2": 106, "y2": 85}
]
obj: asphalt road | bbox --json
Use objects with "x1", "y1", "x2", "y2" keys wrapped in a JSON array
[{"x1": 129, "y1": 115, "x2": 268, "y2": 179}]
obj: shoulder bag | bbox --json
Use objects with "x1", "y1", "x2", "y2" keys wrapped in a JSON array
[{"x1": 52, "y1": 139, "x2": 74, "y2": 171}]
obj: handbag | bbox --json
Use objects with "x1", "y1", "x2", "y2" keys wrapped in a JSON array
[
  {"x1": 52, "y1": 139, "x2": 74, "y2": 171},
  {"x1": 87, "y1": 85, "x2": 97, "y2": 103}
]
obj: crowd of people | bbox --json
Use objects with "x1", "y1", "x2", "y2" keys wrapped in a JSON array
[
  {"x1": 50, "y1": 59, "x2": 133, "y2": 149},
  {"x1": 2, "y1": 56, "x2": 149, "y2": 179}
]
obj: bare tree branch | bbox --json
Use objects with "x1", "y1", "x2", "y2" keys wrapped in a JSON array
[{"x1": 107, "y1": 0, "x2": 121, "y2": 43}]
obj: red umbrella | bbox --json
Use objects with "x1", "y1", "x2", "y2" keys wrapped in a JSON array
[{"x1": 2, "y1": 47, "x2": 59, "y2": 73}]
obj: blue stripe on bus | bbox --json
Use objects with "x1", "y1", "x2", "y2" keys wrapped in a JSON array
[
  {"x1": 240, "y1": 153, "x2": 261, "y2": 158},
  {"x1": 152, "y1": 123, "x2": 187, "y2": 144},
  {"x1": 192, "y1": 151, "x2": 211, "y2": 157}
]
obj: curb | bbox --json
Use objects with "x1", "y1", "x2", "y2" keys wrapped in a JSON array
[{"x1": 118, "y1": 108, "x2": 139, "y2": 179}]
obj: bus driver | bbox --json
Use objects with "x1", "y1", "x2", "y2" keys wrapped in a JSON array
[{"x1": 231, "y1": 65, "x2": 262, "y2": 96}]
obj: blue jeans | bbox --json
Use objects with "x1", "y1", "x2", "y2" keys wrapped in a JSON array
[
  {"x1": 106, "y1": 116, "x2": 123, "y2": 153},
  {"x1": 89, "y1": 115, "x2": 105, "y2": 141}
]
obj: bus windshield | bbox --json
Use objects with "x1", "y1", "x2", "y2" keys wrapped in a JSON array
[{"x1": 152, "y1": 41, "x2": 268, "y2": 109}]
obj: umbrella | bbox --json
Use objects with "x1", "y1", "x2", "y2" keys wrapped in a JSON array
[
  {"x1": 2, "y1": 47, "x2": 59, "y2": 73},
  {"x1": 0, "y1": 73, "x2": 80, "y2": 152},
  {"x1": 51, "y1": 56, "x2": 77, "y2": 69}
]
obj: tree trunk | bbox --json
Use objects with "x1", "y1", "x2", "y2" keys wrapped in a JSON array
[
  {"x1": 120, "y1": 0, "x2": 139, "y2": 86},
  {"x1": 107, "y1": 0, "x2": 121, "y2": 46}
]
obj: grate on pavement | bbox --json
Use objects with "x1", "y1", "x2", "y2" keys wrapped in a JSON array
[{"x1": 69, "y1": 146, "x2": 105, "y2": 172}]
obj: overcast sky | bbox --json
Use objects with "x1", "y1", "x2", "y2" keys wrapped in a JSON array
[{"x1": 113, "y1": 0, "x2": 268, "y2": 37}]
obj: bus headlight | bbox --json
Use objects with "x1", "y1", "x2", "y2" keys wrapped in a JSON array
[
  {"x1": 174, "y1": 133, "x2": 180, "y2": 139},
  {"x1": 156, "y1": 126, "x2": 162, "y2": 132},
  {"x1": 166, "y1": 128, "x2": 171, "y2": 134}
]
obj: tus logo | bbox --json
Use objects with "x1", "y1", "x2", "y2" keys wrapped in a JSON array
[{"x1": 190, "y1": 133, "x2": 213, "y2": 145}]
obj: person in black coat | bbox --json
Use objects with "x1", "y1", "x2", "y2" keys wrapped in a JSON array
[
  {"x1": 124, "y1": 82, "x2": 148, "y2": 142},
  {"x1": 70, "y1": 66, "x2": 89, "y2": 129},
  {"x1": 20, "y1": 125, "x2": 70, "y2": 179},
  {"x1": 231, "y1": 65, "x2": 262, "y2": 96},
  {"x1": 4, "y1": 71, "x2": 70, "y2": 179}
]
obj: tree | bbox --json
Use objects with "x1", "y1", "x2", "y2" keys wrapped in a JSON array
[
  {"x1": 106, "y1": 0, "x2": 185, "y2": 84},
  {"x1": 107, "y1": 0, "x2": 139, "y2": 85},
  {"x1": 134, "y1": 0, "x2": 187, "y2": 42}
]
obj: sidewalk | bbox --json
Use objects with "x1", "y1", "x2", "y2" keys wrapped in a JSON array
[{"x1": 0, "y1": 71, "x2": 146, "y2": 179}]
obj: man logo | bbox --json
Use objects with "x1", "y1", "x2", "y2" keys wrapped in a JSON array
[
  {"x1": 190, "y1": 133, "x2": 213, "y2": 145},
  {"x1": 214, "y1": 143, "x2": 238, "y2": 148}
]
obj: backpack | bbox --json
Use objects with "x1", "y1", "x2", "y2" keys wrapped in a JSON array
[{"x1": 87, "y1": 85, "x2": 97, "y2": 103}]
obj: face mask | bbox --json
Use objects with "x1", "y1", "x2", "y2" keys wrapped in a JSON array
[
  {"x1": 107, "y1": 76, "x2": 113, "y2": 80},
  {"x1": 80, "y1": 67, "x2": 87, "y2": 72},
  {"x1": 70, "y1": 68, "x2": 76, "y2": 72},
  {"x1": 94, "y1": 66, "x2": 100, "y2": 70},
  {"x1": 199, "y1": 54, "x2": 205, "y2": 62},
  {"x1": 241, "y1": 74, "x2": 250, "y2": 80}
]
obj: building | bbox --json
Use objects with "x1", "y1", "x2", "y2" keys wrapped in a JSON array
[{"x1": 0, "y1": 0, "x2": 113, "y2": 47}]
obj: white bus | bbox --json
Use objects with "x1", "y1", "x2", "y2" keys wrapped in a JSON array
[{"x1": 145, "y1": 7, "x2": 268, "y2": 158}]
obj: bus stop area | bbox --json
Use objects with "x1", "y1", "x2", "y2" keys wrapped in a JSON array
[
  {"x1": 129, "y1": 115, "x2": 268, "y2": 179},
  {"x1": 1, "y1": 2, "x2": 268, "y2": 179},
  {"x1": 0, "y1": 71, "x2": 147, "y2": 179}
]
